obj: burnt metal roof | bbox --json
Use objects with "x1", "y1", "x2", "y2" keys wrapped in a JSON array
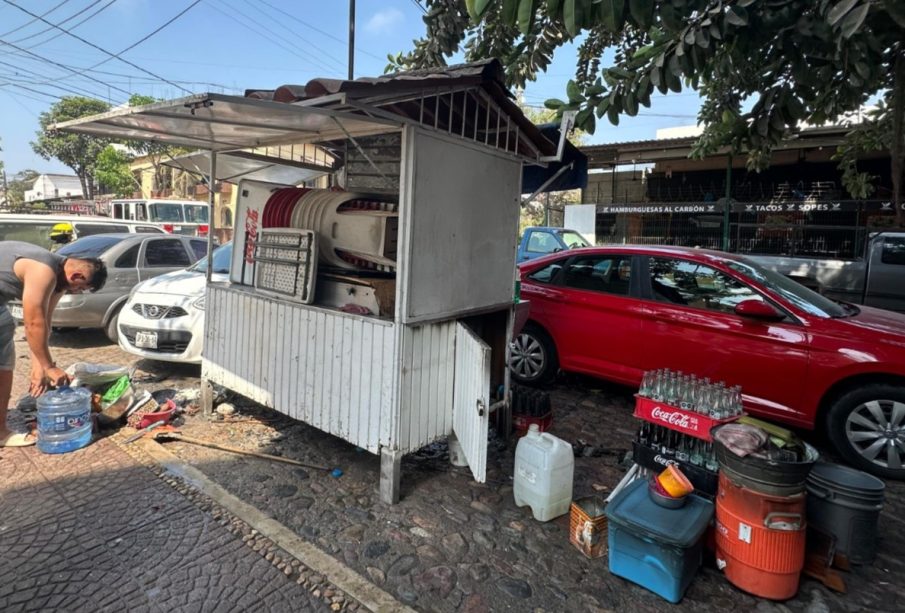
[{"x1": 244, "y1": 59, "x2": 556, "y2": 159}]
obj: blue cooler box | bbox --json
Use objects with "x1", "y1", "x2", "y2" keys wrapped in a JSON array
[{"x1": 605, "y1": 478, "x2": 714, "y2": 603}]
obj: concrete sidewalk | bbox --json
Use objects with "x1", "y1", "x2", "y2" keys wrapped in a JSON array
[{"x1": 0, "y1": 436, "x2": 345, "y2": 612}]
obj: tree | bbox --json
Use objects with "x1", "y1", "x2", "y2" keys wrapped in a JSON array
[
  {"x1": 4, "y1": 169, "x2": 40, "y2": 207},
  {"x1": 396, "y1": 1, "x2": 905, "y2": 224},
  {"x1": 95, "y1": 145, "x2": 139, "y2": 197},
  {"x1": 31, "y1": 97, "x2": 111, "y2": 199},
  {"x1": 127, "y1": 94, "x2": 190, "y2": 196}
]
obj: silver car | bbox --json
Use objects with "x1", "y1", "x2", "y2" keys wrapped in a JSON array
[{"x1": 8, "y1": 233, "x2": 208, "y2": 342}]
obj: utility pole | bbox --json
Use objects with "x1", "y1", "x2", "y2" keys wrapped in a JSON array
[
  {"x1": 348, "y1": 0, "x2": 355, "y2": 80},
  {"x1": 1, "y1": 169, "x2": 8, "y2": 208}
]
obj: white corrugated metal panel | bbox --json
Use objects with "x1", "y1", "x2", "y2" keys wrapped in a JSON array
[
  {"x1": 452, "y1": 321, "x2": 490, "y2": 483},
  {"x1": 397, "y1": 321, "x2": 456, "y2": 452},
  {"x1": 203, "y1": 284, "x2": 397, "y2": 453}
]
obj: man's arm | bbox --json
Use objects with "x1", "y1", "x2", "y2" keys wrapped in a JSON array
[
  {"x1": 15, "y1": 259, "x2": 70, "y2": 394},
  {"x1": 19, "y1": 262, "x2": 56, "y2": 371}
]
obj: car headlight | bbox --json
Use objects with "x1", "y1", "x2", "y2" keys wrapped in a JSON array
[{"x1": 192, "y1": 296, "x2": 205, "y2": 310}]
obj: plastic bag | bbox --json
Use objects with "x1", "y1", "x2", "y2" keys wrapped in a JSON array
[{"x1": 66, "y1": 362, "x2": 131, "y2": 387}]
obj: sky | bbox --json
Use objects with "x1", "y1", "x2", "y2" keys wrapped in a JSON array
[{"x1": 0, "y1": 0, "x2": 702, "y2": 176}]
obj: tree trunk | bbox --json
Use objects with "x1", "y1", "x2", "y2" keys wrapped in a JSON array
[
  {"x1": 77, "y1": 172, "x2": 89, "y2": 200},
  {"x1": 892, "y1": 52, "x2": 905, "y2": 227}
]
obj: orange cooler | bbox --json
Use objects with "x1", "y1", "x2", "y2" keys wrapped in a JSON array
[{"x1": 714, "y1": 472, "x2": 806, "y2": 600}]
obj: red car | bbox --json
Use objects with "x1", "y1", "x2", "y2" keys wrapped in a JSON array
[{"x1": 511, "y1": 245, "x2": 905, "y2": 479}]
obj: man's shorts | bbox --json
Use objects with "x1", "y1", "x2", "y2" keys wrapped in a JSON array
[{"x1": 0, "y1": 306, "x2": 15, "y2": 371}]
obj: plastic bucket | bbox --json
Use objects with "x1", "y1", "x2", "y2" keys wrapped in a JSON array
[
  {"x1": 805, "y1": 462, "x2": 885, "y2": 565},
  {"x1": 657, "y1": 464, "x2": 694, "y2": 498}
]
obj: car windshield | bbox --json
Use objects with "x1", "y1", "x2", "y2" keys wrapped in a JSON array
[
  {"x1": 184, "y1": 204, "x2": 209, "y2": 223},
  {"x1": 57, "y1": 235, "x2": 125, "y2": 258},
  {"x1": 726, "y1": 258, "x2": 847, "y2": 318},
  {"x1": 190, "y1": 243, "x2": 232, "y2": 274},
  {"x1": 560, "y1": 230, "x2": 590, "y2": 248},
  {"x1": 149, "y1": 203, "x2": 184, "y2": 222}
]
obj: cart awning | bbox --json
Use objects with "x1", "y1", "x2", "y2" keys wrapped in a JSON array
[
  {"x1": 51, "y1": 93, "x2": 402, "y2": 151},
  {"x1": 162, "y1": 149, "x2": 333, "y2": 186}
]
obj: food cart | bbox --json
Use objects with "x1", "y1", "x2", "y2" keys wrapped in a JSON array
[{"x1": 53, "y1": 60, "x2": 559, "y2": 503}]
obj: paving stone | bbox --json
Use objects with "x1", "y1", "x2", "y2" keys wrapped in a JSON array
[
  {"x1": 386, "y1": 554, "x2": 418, "y2": 578},
  {"x1": 363, "y1": 541, "x2": 390, "y2": 559},
  {"x1": 497, "y1": 576, "x2": 533, "y2": 599},
  {"x1": 272, "y1": 484, "x2": 298, "y2": 498}
]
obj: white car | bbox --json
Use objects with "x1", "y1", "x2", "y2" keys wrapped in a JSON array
[{"x1": 118, "y1": 243, "x2": 231, "y2": 364}]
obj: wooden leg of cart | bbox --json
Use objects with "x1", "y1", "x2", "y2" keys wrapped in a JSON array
[
  {"x1": 379, "y1": 447, "x2": 403, "y2": 504},
  {"x1": 200, "y1": 379, "x2": 215, "y2": 420}
]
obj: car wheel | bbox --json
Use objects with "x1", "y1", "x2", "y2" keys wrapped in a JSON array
[
  {"x1": 105, "y1": 305, "x2": 123, "y2": 344},
  {"x1": 509, "y1": 324, "x2": 558, "y2": 386},
  {"x1": 826, "y1": 384, "x2": 905, "y2": 479}
]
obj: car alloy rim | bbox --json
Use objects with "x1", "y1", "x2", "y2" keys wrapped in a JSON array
[
  {"x1": 845, "y1": 399, "x2": 905, "y2": 470},
  {"x1": 510, "y1": 333, "x2": 545, "y2": 379}
]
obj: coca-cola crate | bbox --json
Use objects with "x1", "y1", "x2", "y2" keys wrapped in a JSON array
[
  {"x1": 632, "y1": 441, "x2": 718, "y2": 499},
  {"x1": 633, "y1": 395, "x2": 739, "y2": 442}
]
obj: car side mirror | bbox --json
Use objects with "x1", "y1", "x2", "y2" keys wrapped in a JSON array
[{"x1": 734, "y1": 299, "x2": 785, "y2": 321}]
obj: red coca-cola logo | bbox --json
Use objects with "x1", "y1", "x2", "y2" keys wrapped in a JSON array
[
  {"x1": 244, "y1": 208, "x2": 259, "y2": 264},
  {"x1": 651, "y1": 406, "x2": 692, "y2": 429}
]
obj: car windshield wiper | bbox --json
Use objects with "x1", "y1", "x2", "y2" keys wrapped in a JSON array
[{"x1": 830, "y1": 301, "x2": 860, "y2": 318}]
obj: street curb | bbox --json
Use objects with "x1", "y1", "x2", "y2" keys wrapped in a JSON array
[{"x1": 134, "y1": 437, "x2": 416, "y2": 613}]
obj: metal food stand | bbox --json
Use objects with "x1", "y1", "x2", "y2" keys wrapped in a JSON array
[{"x1": 53, "y1": 60, "x2": 558, "y2": 503}]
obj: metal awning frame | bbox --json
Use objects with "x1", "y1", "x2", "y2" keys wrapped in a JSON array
[{"x1": 51, "y1": 93, "x2": 404, "y2": 152}]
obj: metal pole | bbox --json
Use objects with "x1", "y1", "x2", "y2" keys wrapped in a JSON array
[
  {"x1": 206, "y1": 151, "x2": 217, "y2": 283},
  {"x1": 723, "y1": 154, "x2": 732, "y2": 251},
  {"x1": 348, "y1": 0, "x2": 355, "y2": 80}
]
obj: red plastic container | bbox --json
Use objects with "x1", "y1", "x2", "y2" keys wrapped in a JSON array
[
  {"x1": 634, "y1": 396, "x2": 738, "y2": 442},
  {"x1": 137, "y1": 399, "x2": 177, "y2": 430},
  {"x1": 714, "y1": 472, "x2": 806, "y2": 600},
  {"x1": 513, "y1": 411, "x2": 552, "y2": 437}
]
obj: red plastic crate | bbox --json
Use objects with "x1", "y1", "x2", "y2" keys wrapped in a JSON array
[{"x1": 633, "y1": 395, "x2": 739, "y2": 442}]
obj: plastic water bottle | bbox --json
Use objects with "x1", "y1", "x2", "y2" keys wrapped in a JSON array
[{"x1": 36, "y1": 386, "x2": 93, "y2": 454}]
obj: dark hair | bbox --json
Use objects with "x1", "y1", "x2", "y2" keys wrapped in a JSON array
[{"x1": 70, "y1": 257, "x2": 107, "y2": 292}]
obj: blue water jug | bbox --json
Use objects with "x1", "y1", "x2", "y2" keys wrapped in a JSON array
[{"x1": 36, "y1": 386, "x2": 93, "y2": 454}]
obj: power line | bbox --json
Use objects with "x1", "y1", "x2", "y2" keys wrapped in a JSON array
[
  {"x1": 409, "y1": 0, "x2": 427, "y2": 15},
  {"x1": 248, "y1": 0, "x2": 355, "y2": 71},
  {"x1": 0, "y1": 36, "x2": 130, "y2": 98},
  {"x1": 1, "y1": 0, "x2": 195, "y2": 95},
  {"x1": 253, "y1": 0, "x2": 384, "y2": 62},
  {"x1": 212, "y1": 0, "x2": 344, "y2": 75},
  {"x1": 2, "y1": 89, "x2": 43, "y2": 115},
  {"x1": 11, "y1": 0, "x2": 117, "y2": 48},
  {"x1": 0, "y1": 0, "x2": 71, "y2": 38},
  {"x1": 0, "y1": 62, "x2": 120, "y2": 101}
]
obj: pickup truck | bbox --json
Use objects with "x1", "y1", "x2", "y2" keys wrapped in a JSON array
[
  {"x1": 517, "y1": 227, "x2": 591, "y2": 262},
  {"x1": 749, "y1": 232, "x2": 905, "y2": 312}
]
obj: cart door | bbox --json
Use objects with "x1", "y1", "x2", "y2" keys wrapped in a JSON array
[{"x1": 453, "y1": 321, "x2": 491, "y2": 483}]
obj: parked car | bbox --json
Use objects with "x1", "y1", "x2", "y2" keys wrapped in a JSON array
[
  {"x1": 750, "y1": 231, "x2": 905, "y2": 312},
  {"x1": 517, "y1": 226, "x2": 591, "y2": 262},
  {"x1": 8, "y1": 233, "x2": 209, "y2": 342},
  {"x1": 118, "y1": 243, "x2": 231, "y2": 364},
  {"x1": 0, "y1": 213, "x2": 165, "y2": 251},
  {"x1": 511, "y1": 245, "x2": 905, "y2": 479}
]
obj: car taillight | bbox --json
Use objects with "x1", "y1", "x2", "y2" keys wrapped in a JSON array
[
  {"x1": 198, "y1": 224, "x2": 209, "y2": 236},
  {"x1": 162, "y1": 224, "x2": 174, "y2": 233}
]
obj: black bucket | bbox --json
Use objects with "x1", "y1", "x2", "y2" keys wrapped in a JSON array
[
  {"x1": 806, "y1": 462, "x2": 885, "y2": 565},
  {"x1": 712, "y1": 424, "x2": 819, "y2": 495}
]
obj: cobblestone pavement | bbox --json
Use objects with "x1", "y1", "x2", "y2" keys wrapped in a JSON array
[
  {"x1": 10, "y1": 329, "x2": 904, "y2": 612},
  {"x1": 1, "y1": 328, "x2": 360, "y2": 613},
  {"x1": 167, "y1": 374, "x2": 905, "y2": 613}
]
